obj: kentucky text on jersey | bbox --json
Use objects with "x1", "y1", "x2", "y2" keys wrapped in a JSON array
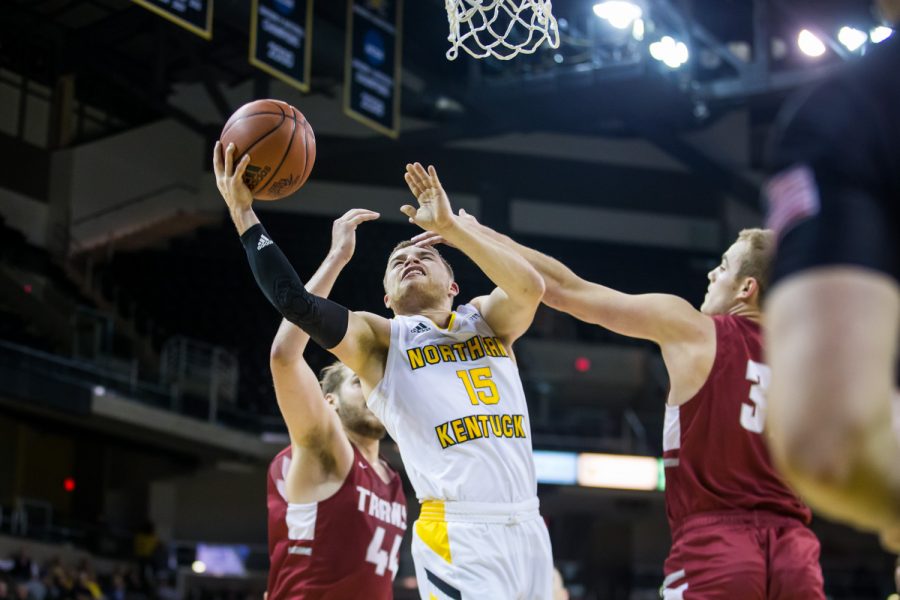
[
  {"x1": 356, "y1": 486, "x2": 407, "y2": 529},
  {"x1": 406, "y1": 334, "x2": 509, "y2": 369},
  {"x1": 435, "y1": 413, "x2": 527, "y2": 449}
]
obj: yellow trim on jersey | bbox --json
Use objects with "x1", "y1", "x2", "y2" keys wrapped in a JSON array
[
  {"x1": 416, "y1": 501, "x2": 452, "y2": 563},
  {"x1": 426, "y1": 311, "x2": 456, "y2": 332}
]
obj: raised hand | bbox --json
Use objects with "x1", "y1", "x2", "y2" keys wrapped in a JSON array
[
  {"x1": 328, "y1": 208, "x2": 380, "y2": 265},
  {"x1": 401, "y1": 163, "x2": 455, "y2": 234},
  {"x1": 213, "y1": 141, "x2": 254, "y2": 213},
  {"x1": 411, "y1": 208, "x2": 480, "y2": 248}
]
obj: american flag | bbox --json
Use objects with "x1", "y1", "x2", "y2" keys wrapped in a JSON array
[{"x1": 765, "y1": 165, "x2": 821, "y2": 239}]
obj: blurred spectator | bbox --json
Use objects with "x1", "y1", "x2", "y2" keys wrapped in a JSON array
[
  {"x1": 133, "y1": 520, "x2": 159, "y2": 590},
  {"x1": 105, "y1": 573, "x2": 126, "y2": 600},
  {"x1": 9, "y1": 550, "x2": 34, "y2": 582},
  {"x1": 75, "y1": 569, "x2": 102, "y2": 600},
  {"x1": 0, "y1": 578, "x2": 10, "y2": 600},
  {"x1": 155, "y1": 573, "x2": 177, "y2": 600},
  {"x1": 12, "y1": 582, "x2": 28, "y2": 600}
]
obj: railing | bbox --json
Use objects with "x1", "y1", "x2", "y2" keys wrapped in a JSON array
[{"x1": 0, "y1": 340, "x2": 272, "y2": 433}]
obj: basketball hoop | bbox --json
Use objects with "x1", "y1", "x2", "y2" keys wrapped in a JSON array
[{"x1": 445, "y1": 0, "x2": 560, "y2": 61}]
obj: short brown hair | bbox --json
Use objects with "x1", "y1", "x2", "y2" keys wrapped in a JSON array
[
  {"x1": 319, "y1": 361, "x2": 349, "y2": 395},
  {"x1": 384, "y1": 240, "x2": 454, "y2": 283},
  {"x1": 736, "y1": 228, "x2": 775, "y2": 300}
]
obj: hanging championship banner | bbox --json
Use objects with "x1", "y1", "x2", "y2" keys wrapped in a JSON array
[
  {"x1": 250, "y1": 0, "x2": 314, "y2": 92},
  {"x1": 343, "y1": 0, "x2": 403, "y2": 138},
  {"x1": 132, "y1": 0, "x2": 213, "y2": 40}
]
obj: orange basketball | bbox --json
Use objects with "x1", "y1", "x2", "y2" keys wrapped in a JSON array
[{"x1": 219, "y1": 99, "x2": 316, "y2": 201}]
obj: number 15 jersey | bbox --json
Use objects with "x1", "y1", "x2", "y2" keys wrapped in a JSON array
[{"x1": 368, "y1": 304, "x2": 538, "y2": 503}]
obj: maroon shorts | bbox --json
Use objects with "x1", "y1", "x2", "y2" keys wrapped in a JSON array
[{"x1": 663, "y1": 511, "x2": 825, "y2": 599}]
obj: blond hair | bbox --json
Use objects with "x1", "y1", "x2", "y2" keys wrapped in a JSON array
[
  {"x1": 736, "y1": 228, "x2": 775, "y2": 300},
  {"x1": 319, "y1": 361, "x2": 349, "y2": 395}
]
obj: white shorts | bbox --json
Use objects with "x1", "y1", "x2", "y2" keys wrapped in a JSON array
[{"x1": 411, "y1": 498, "x2": 554, "y2": 600}]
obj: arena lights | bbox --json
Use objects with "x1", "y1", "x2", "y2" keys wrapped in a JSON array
[
  {"x1": 191, "y1": 561, "x2": 207, "y2": 574},
  {"x1": 649, "y1": 35, "x2": 689, "y2": 68},
  {"x1": 592, "y1": 1, "x2": 643, "y2": 30},
  {"x1": 578, "y1": 453, "x2": 663, "y2": 491},
  {"x1": 533, "y1": 450, "x2": 665, "y2": 490},
  {"x1": 838, "y1": 26, "x2": 868, "y2": 51},
  {"x1": 533, "y1": 450, "x2": 579, "y2": 485},
  {"x1": 797, "y1": 29, "x2": 826, "y2": 57},
  {"x1": 870, "y1": 25, "x2": 894, "y2": 43}
]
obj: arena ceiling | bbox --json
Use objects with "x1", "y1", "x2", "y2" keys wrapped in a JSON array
[{"x1": 0, "y1": 0, "x2": 887, "y2": 211}]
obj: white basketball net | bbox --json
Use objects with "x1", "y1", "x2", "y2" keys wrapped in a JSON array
[{"x1": 445, "y1": 0, "x2": 560, "y2": 61}]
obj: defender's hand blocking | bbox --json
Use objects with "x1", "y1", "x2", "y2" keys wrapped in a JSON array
[
  {"x1": 402, "y1": 163, "x2": 455, "y2": 234},
  {"x1": 411, "y1": 208, "x2": 480, "y2": 249},
  {"x1": 328, "y1": 209, "x2": 380, "y2": 265},
  {"x1": 213, "y1": 141, "x2": 254, "y2": 213}
]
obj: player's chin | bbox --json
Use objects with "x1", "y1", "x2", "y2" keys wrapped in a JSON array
[{"x1": 345, "y1": 415, "x2": 387, "y2": 440}]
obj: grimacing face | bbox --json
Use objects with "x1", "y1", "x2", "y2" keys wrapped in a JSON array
[
  {"x1": 328, "y1": 366, "x2": 386, "y2": 440},
  {"x1": 700, "y1": 240, "x2": 754, "y2": 315},
  {"x1": 383, "y1": 245, "x2": 458, "y2": 313}
]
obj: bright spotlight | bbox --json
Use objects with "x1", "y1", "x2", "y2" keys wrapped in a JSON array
[
  {"x1": 191, "y1": 561, "x2": 207, "y2": 574},
  {"x1": 870, "y1": 25, "x2": 894, "y2": 43},
  {"x1": 797, "y1": 30, "x2": 826, "y2": 57},
  {"x1": 838, "y1": 26, "x2": 867, "y2": 51},
  {"x1": 649, "y1": 36, "x2": 689, "y2": 68},
  {"x1": 593, "y1": 1, "x2": 643, "y2": 30},
  {"x1": 632, "y1": 18, "x2": 645, "y2": 41}
]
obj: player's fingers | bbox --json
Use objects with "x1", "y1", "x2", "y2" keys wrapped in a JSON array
[
  {"x1": 234, "y1": 154, "x2": 251, "y2": 181},
  {"x1": 413, "y1": 234, "x2": 444, "y2": 248},
  {"x1": 412, "y1": 162, "x2": 430, "y2": 187},
  {"x1": 404, "y1": 173, "x2": 423, "y2": 198},
  {"x1": 347, "y1": 212, "x2": 380, "y2": 227},
  {"x1": 340, "y1": 208, "x2": 379, "y2": 222},
  {"x1": 400, "y1": 205, "x2": 417, "y2": 221},
  {"x1": 224, "y1": 143, "x2": 236, "y2": 178},
  {"x1": 427, "y1": 165, "x2": 443, "y2": 188},
  {"x1": 213, "y1": 141, "x2": 224, "y2": 177}
]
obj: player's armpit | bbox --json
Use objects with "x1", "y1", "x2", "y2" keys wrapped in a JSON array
[{"x1": 329, "y1": 311, "x2": 391, "y2": 388}]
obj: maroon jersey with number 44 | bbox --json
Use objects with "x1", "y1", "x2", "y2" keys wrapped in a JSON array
[
  {"x1": 662, "y1": 315, "x2": 811, "y2": 531},
  {"x1": 266, "y1": 445, "x2": 407, "y2": 600}
]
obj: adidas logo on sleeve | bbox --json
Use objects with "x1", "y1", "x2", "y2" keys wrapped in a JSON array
[{"x1": 257, "y1": 234, "x2": 273, "y2": 251}]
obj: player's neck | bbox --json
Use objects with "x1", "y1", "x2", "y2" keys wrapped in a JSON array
[
  {"x1": 347, "y1": 431, "x2": 381, "y2": 466},
  {"x1": 395, "y1": 304, "x2": 453, "y2": 327},
  {"x1": 727, "y1": 302, "x2": 762, "y2": 323}
]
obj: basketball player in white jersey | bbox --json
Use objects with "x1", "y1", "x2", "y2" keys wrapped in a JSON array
[{"x1": 215, "y1": 144, "x2": 553, "y2": 599}]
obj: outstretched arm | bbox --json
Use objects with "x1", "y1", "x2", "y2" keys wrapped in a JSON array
[
  {"x1": 413, "y1": 211, "x2": 707, "y2": 346},
  {"x1": 402, "y1": 163, "x2": 544, "y2": 343},
  {"x1": 214, "y1": 142, "x2": 389, "y2": 384},
  {"x1": 270, "y1": 210, "x2": 379, "y2": 468}
]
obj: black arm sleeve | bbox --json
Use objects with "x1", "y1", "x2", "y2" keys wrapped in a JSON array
[{"x1": 240, "y1": 224, "x2": 349, "y2": 349}]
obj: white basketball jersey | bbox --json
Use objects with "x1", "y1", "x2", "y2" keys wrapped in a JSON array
[{"x1": 368, "y1": 304, "x2": 537, "y2": 503}]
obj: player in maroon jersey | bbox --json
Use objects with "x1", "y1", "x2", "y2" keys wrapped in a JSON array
[
  {"x1": 264, "y1": 208, "x2": 407, "y2": 600},
  {"x1": 415, "y1": 219, "x2": 825, "y2": 598}
]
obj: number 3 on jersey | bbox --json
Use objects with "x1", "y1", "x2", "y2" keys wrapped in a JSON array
[
  {"x1": 366, "y1": 526, "x2": 401, "y2": 579},
  {"x1": 456, "y1": 367, "x2": 499, "y2": 405},
  {"x1": 741, "y1": 359, "x2": 771, "y2": 434}
]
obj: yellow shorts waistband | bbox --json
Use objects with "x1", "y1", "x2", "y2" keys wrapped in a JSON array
[{"x1": 419, "y1": 498, "x2": 540, "y2": 524}]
